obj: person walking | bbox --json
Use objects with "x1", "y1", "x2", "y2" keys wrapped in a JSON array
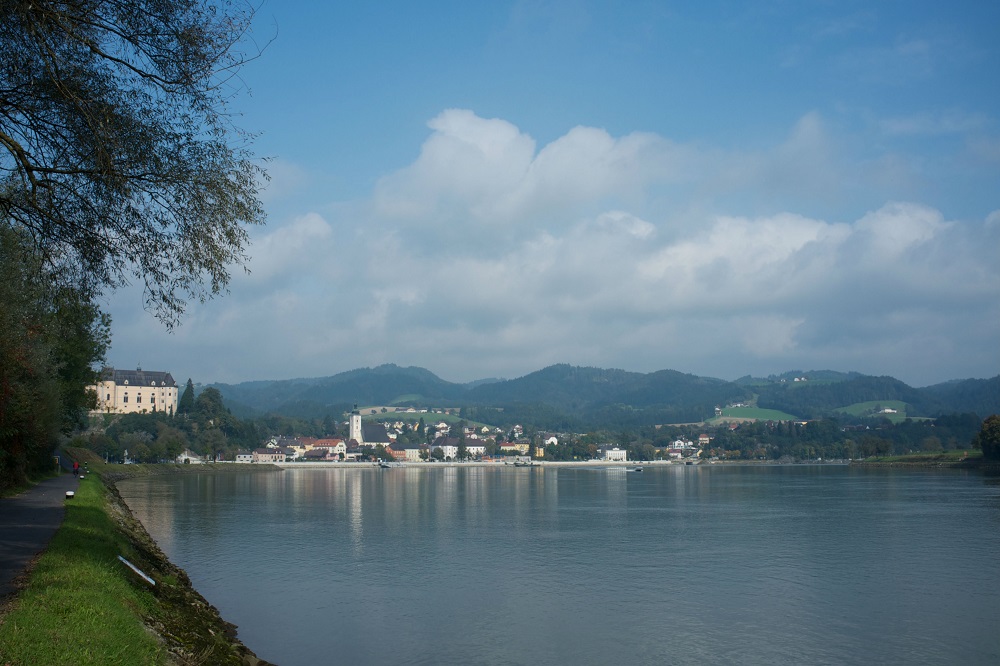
[{"x1": 72, "y1": 461, "x2": 79, "y2": 477}]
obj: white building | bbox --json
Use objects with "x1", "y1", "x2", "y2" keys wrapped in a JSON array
[
  {"x1": 349, "y1": 407, "x2": 363, "y2": 443},
  {"x1": 433, "y1": 443, "x2": 459, "y2": 460},
  {"x1": 601, "y1": 446, "x2": 628, "y2": 462},
  {"x1": 91, "y1": 367, "x2": 178, "y2": 415},
  {"x1": 176, "y1": 449, "x2": 203, "y2": 464}
]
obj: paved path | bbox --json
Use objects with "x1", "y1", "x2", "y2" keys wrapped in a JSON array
[{"x1": 0, "y1": 473, "x2": 79, "y2": 600}]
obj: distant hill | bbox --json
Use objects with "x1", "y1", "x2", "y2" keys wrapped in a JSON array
[
  {"x1": 209, "y1": 364, "x2": 999, "y2": 428},
  {"x1": 920, "y1": 376, "x2": 1000, "y2": 418},
  {"x1": 211, "y1": 364, "x2": 466, "y2": 414},
  {"x1": 756, "y1": 375, "x2": 950, "y2": 420},
  {"x1": 465, "y1": 364, "x2": 751, "y2": 428},
  {"x1": 734, "y1": 370, "x2": 864, "y2": 386}
]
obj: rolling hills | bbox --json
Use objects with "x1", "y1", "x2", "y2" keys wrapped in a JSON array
[{"x1": 208, "y1": 364, "x2": 999, "y2": 430}]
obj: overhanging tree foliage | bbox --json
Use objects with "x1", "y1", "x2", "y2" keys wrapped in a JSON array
[
  {"x1": 1, "y1": 1, "x2": 266, "y2": 488},
  {"x1": 0, "y1": 0, "x2": 267, "y2": 325}
]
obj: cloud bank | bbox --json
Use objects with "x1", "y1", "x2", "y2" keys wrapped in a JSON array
[{"x1": 107, "y1": 110, "x2": 1000, "y2": 387}]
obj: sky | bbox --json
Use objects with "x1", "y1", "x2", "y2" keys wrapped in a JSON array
[{"x1": 103, "y1": 0, "x2": 1000, "y2": 388}]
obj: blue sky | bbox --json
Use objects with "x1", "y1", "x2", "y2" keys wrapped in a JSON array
[{"x1": 105, "y1": 0, "x2": 1000, "y2": 387}]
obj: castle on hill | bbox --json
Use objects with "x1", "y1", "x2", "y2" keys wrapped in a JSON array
[{"x1": 90, "y1": 366, "x2": 179, "y2": 415}]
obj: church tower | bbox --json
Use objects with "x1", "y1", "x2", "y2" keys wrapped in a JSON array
[{"x1": 349, "y1": 404, "x2": 363, "y2": 443}]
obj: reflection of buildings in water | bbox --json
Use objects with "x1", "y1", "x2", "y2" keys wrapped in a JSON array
[
  {"x1": 462, "y1": 466, "x2": 488, "y2": 521},
  {"x1": 604, "y1": 467, "x2": 627, "y2": 511},
  {"x1": 349, "y1": 474, "x2": 363, "y2": 556}
]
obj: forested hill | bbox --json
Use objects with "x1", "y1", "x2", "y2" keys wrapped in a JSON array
[
  {"x1": 920, "y1": 376, "x2": 1000, "y2": 418},
  {"x1": 756, "y1": 375, "x2": 936, "y2": 419},
  {"x1": 209, "y1": 364, "x2": 999, "y2": 427},
  {"x1": 755, "y1": 375, "x2": 1000, "y2": 419},
  {"x1": 466, "y1": 364, "x2": 749, "y2": 416},
  {"x1": 211, "y1": 364, "x2": 468, "y2": 416}
]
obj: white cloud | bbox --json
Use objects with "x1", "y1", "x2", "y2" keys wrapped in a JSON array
[
  {"x1": 105, "y1": 111, "x2": 1000, "y2": 386},
  {"x1": 245, "y1": 212, "x2": 333, "y2": 283},
  {"x1": 373, "y1": 109, "x2": 536, "y2": 221}
]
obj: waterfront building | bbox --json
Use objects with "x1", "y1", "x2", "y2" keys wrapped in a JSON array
[
  {"x1": 252, "y1": 448, "x2": 286, "y2": 463},
  {"x1": 600, "y1": 446, "x2": 628, "y2": 462}
]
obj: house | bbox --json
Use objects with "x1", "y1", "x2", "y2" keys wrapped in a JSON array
[
  {"x1": 465, "y1": 443, "x2": 486, "y2": 458},
  {"x1": 698, "y1": 434, "x2": 711, "y2": 447},
  {"x1": 176, "y1": 449, "x2": 203, "y2": 464},
  {"x1": 389, "y1": 441, "x2": 425, "y2": 462},
  {"x1": 90, "y1": 366, "x2": 178, "y2": 415},
  {"x1": 500, "y1": 441, "x2": 530, "y2": 455},
  {"x1": 235, "y1": 450, "x2": 253, "y2": 463},
  {"x1": 252, "y1": 448, "x2": 285, "y2": 463},
  {"x1": 345, "y1": 439, "x2": 367, "y2": 461},
  {"x1": 304, "y1": 448, "x2": 333, "y2": 461},
  {"x1": 431, "y1": 437, "x2": 459, "y2": 460},
  {"x1": 600, "y1": 446, "x2": 628, "y2": 462},
  {"x1": 313, "y1": 438, "x2": 346, "y2": 459}
]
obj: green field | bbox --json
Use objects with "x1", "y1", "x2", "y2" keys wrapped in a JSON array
[
  {"x1": 719, "y1": 406, "x2": 800, "y2": 421},
  {"x1": 835, "y1": 400, "x2": 912, "y2": 423}
]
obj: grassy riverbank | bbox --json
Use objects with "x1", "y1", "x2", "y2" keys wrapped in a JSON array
[
  {"x1": 851, "y1": 450, "x2": 984, "y2": 467},
  {"x1": 0, "y1": 450, "x2": 278, "y2": 666}
]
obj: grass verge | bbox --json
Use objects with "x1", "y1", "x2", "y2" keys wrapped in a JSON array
[
  {"x1": 0, "y1": 453, "x2": 273, "y2": 666},
  {"x1": 0, "y1": 475, "x2": 163, "y2": 665},
  {"x1": 853, "y1": 450, "x2": 984, "y2": 467}
]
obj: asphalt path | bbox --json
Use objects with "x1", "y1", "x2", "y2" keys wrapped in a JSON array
[{"x1": 0, "y1": 473, "x2": 79, "y2": 601}]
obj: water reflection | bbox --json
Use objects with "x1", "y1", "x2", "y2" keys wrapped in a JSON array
[{"x1": 117, "y1": 465, "x2": 1000, "y2": 666}]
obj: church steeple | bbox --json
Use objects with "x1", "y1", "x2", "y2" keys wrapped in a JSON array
[{"x1": 349, "y1": 403, "x2": 363, "y2": 443}]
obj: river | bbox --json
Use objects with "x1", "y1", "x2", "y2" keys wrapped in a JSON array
[{"x1": 118, "y1": 464, "x2": 1000, "y2": 665}]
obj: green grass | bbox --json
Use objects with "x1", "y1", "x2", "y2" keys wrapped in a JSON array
[
  {"x1": 836, "y1": 400, "x2": 907, "y2": 415},
  {"x1": 1, "y1": 452, "x2": 263, "y2": 665},
  {"x1": 867, "y1": 450, "x2": 982, "y2": 464},
  {"x1": 0, "y1": 477, "x2": 164, "y2": 665},
  {"x1": 834, "y1": 400, "x2": 928, "y2": 424},
  {"x1": 719, "y1": 406, "x2": 800, "y2": 421}
]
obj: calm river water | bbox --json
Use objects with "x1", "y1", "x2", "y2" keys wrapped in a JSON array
[{"x1": 118, "y1": 464, "x2": 1000, "y2": 665}]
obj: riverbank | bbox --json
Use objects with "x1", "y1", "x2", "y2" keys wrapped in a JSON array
[
  {"x1": 0, "y1": 449, "x2": 280, "y2": 665},
  {"x1": 848, "y1": 451, "x2": 992, "y2": 469}
]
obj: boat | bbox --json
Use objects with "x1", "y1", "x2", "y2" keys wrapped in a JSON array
[{"x1": 627, "y1": 466, "x2": 643, "y2": 472}]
